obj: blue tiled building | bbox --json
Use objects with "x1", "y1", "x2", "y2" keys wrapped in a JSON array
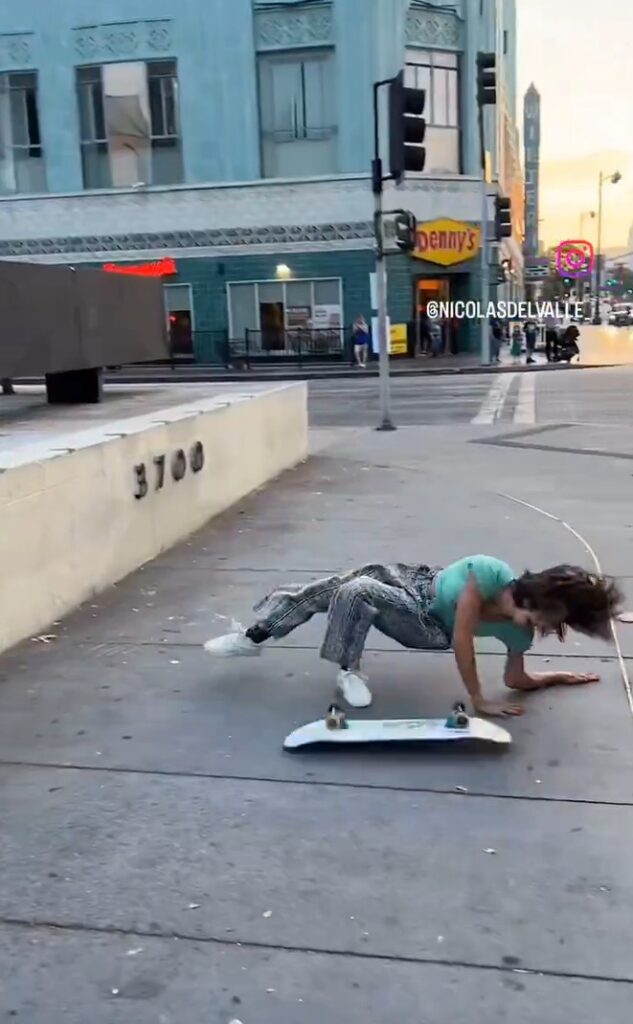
[{"x1": 0, "y1": 0, "x2": 523, "y2": 361}]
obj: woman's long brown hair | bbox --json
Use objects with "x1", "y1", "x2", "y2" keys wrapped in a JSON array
[{"x1": 512, "y1": 565, "x2": 623, "y2": 640}]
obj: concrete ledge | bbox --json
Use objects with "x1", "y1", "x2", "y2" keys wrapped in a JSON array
[{"x1": 0, "y1": 383, "x2": 307, "y2": 653}]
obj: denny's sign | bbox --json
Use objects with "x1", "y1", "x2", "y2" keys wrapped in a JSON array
[{"x1": 413, "y1": 218, "x2": 481, "y2": 266}]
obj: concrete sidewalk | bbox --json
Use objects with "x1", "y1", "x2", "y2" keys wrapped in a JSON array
[
  {"x1": 1, "y1": 418, "x2": 633, "y2": 1021},
  {"x1": 106, "y1": 348, "x2": 595, "y2": 385}
]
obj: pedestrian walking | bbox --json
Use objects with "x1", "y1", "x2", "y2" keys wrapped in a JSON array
[
  {"x1": 351, "y1": 314, "x2": 370, "y2": 368},
  {"x1": 510, "y1": 323, "x2": 523, "y2": 364},
  {"x1": 544, "y1": 313, "x2": 558, "y2": 362},
  {"x1": 490, "y1": 317, "x2": 503, "y2": 364},
  {"x1": 419, "y1": 309, "x2": 432, "y2": 355},
  {"x1": 204, "y1": 555, "x2": 620, "y2": 718},
  {"x1": 429, "y1": 318, "x2": 443, "y2": 357},
  {"x1": 524, "y1": 318, "x2": 538, "y2": 364}
]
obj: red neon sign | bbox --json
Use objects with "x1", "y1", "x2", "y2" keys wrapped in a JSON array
[{"x1": 103, "y1": 257, "x2": 177, "y2": 277}]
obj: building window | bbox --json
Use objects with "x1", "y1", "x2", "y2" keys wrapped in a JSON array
[
  {"x1": 228, "y1": 278, "x2": 343, "y2": 354},
  {"x1": 0, "y1": 71, "x2": 46, "y2": 194},
  {"x1": 164, "y1": 283, "x2": 194, "y2": 358},
  {"x1": 258, "y1": 50, "x2": 336, "y2": 178},
  {"x1": 76, "y1": 60, "x2": 183, "y2": 189},
  {"x1": 405, "y1": 50, "x2": 460, "y2": 174}
]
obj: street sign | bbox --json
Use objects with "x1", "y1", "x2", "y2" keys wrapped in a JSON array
[{"x1": 525, "y1": 265, "x2": 549, "y2": 280}]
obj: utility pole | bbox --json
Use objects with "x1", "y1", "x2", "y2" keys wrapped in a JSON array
[
  {"x1": 371, "y1": 71, "x2": 426, "y2": 431},
  {"x1": 372, "y1": 168, "x2": 392, "y2": 431},
  {"x1": 476, "y1": 53, "x2": 496, "y2": 365},
  {"x1": 593, "y1": 170, "x2": 621, "y2": 323}
]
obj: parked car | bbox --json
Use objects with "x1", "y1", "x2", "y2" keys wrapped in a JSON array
[{"x1": 608, "y1": 303, "x2": 633, "y2": 327}]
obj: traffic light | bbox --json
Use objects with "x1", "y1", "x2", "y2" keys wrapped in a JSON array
[
  {"x1": 388, "y1": 70, "x2": 426, "y2": 184},
  {"x1": 494, "y1": 195, "x2": 512, "y2": 239},
  {"x1": 477, "y1": 52, "x2": 496, "y2": 106},
  {"x1": 393, "y1": 211, "x2": 417, "y2": 252}
]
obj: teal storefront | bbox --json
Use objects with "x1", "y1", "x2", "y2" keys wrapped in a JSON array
[{"x1": 99, "y1": 244, "x2": 482, "y2": 363}]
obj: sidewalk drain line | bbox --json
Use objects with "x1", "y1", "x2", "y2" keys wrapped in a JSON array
[
  {"x1": 2, "y1": 759, "x2": 633, "y2": 808},
  {"x1": 498, "y1": 492, "x2": 633, "y2": 721},
  {"x1": 1, "y1": 915, "x2": 632, "y2": 987}
]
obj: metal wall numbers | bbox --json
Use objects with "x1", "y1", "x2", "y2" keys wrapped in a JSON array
[{"x1": 134, "y1": 442, "x2": 204, "y2": 499}]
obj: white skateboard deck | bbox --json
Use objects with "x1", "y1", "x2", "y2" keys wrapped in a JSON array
[{"x1": 284, "y1": 716, "x2": 512, "y2": 750}]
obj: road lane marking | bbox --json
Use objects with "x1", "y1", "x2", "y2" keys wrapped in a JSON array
[
  {"x1": 513, "y1": 373, "x2": 536, "y2": 424},
  {"x1": 471, "y1": 373, "x2": 516, "y2": 424}
]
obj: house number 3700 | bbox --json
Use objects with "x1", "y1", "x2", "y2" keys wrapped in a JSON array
[{"x1": 133, "y1": 442, "x2": 205, "y2": 499}]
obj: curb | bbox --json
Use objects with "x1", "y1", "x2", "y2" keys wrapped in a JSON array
[{"x1": 103, "y1": 361, "x2": 614, "y2": 385}]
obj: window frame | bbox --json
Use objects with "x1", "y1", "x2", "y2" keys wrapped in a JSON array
[
  {"x1": 257, "y1": 47, "x2": 337, "y2": 178},
  {"x1": 227, "y1": 276, "x2": 343, "y2": 340},
  {"x1": 405, "y1": 49, "x2": 462, "y2": 174},
  {"x1": 75, "y1": 58, "x2": 182, "y2": 189},
  {"x1": 164, "y1": 282, "x2": 195, "y2": 327},
  {"x1": 0, "y1": 70, "x2": 46, "y2": 194}
]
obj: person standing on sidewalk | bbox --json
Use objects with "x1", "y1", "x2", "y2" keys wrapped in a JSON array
[
  {"x1": 524, "y1": 318, "x2": 538, "y2": 364},
  {"x1": 544, "y1": 313, "x2": 558, "y2": 362},
  {"x1": 204, "y1": 556, "x2": 620, "y2": 717},
  {"x1": 510, "y1": 323, "x2": 523, "y2": 364},
  {"x1": 351, "y1": 315, "x2": 370, "y2": 368},
  {"x1": 489, "y1": 317, "x2": 503, "y2": 364}
]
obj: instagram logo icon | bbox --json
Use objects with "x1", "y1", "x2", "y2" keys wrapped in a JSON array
[{"x1": 556, "y1": 239, "x2": 595, "y2": 279}]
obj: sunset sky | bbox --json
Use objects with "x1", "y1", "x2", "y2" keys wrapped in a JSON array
[{"x1": 517, "y1": 0, "x2": 633, "y2": 251}]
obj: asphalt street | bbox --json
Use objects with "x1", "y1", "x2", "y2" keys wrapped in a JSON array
[
  {"x1": 309, "y1": 362, "x2": 633, "y2": 427},
  {"x1": 2, "y1": 340, "x2": 633, "y2": 1021},
  {"x1": 309, "y1": 371, "x2": 534, "y2": 426}
]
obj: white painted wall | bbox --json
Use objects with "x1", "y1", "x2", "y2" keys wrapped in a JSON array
[{"x1": 0, "y1": 384, "x2": 307, "y2": 653}]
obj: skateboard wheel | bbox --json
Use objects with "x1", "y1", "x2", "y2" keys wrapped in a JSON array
[
  {"x1": 455, "y1": 713, "x2": 469, "y2": 727},
  {"x1": 325, "y1": 704, "x2": 347, "y2": 730}
]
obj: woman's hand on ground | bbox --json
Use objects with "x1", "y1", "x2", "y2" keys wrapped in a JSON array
[
  {"x1": 545, "y1": 671, "x2": 600, "y2": 686},
  {"x1": 473, "y1": 697, "x2": 524, "y2": 718},
  {"x1": 506, "y1": 670, "x2": 600, "y2": 691}
]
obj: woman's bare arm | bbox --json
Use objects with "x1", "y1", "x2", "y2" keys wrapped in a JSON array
[{"x1": 453, "y1": 577, "x2": 524, "y2": 717}]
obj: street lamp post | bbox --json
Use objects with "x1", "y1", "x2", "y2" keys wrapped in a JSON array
[
  {"x1": 593, "y1": 171, "x2": 621, "y2": 324},
  {"x1": 578, "y1": 210, "x2": 596, "y2": 303}
]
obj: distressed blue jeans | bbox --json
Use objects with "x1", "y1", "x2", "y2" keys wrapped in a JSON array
[{"x1": 251, "y1": 563, "x2": 451, "y2": 669}]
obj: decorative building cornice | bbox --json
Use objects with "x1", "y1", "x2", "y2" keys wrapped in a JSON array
[
  {"x1": 0, "y1": 221, "x2": 374, "y2": 259},
  {"x1": 254, "y1": 3, "x2": 333, "y2": 51},
  {"x1": 0, "y1": 32, "x2": 34, "y2": 69},
  {"x1": 73, "y1": 20, "x2": 173, "y2": 63},
  {"x1": 406, "y1": 6, "x2": 462, "y2": 49}
]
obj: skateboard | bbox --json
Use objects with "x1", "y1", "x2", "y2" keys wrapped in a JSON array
[{"x1": 283, "y1": 702, "x2": 512, "y2": 750}]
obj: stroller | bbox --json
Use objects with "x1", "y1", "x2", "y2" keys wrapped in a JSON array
[{"x1": 551, "y1": 325, "x2": 580, "y2": 363}]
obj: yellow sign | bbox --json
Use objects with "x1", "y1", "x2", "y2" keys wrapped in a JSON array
[
  {"x1": 389, "y1": 323, "x2": 408, "y2": 355},
  {"x1": 414, "y1": 218, "x2": 481, "y2": 266},
  {"x1": 484, "y1": 151, "x2": 493, "y2": 184}
]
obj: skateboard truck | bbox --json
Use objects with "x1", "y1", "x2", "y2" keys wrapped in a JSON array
[
  {"x1": 445, "y1": 701, "x2": 469, "y2": 730},
  {"x1": 325, "y1": 703, "x2": 348, "y2": 730}
]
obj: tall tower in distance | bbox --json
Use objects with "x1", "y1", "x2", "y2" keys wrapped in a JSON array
[{"x1": 523, "y1": 84, "x2": 541, "y2": 257}]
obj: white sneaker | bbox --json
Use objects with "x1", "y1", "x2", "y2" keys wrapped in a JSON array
[
  {"x1": 203, "y1": 631, "x2": 262, "y2": 657},
  {"x1": 336, "y1": 669, "x2": 373, "y2": 708}
]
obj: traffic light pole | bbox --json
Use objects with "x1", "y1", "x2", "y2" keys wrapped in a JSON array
[
  {"x1": 478, "y1": 99, "x2": 490, "y2": 364},
  {"x1": 372, "y1": 80, "x2": 396, "y2": 432}
]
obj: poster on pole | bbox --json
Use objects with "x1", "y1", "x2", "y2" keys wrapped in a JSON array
[
  {"x1": 371, "y1": 318, "x2": 408, "y2": 355},
  {"x1": 371, "y1": 315, "x2": 388, "y2": 354}
]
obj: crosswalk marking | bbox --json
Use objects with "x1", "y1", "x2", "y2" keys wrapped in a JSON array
[
  {"x1": 471, "y1": 373, "x2": 516, "y2": 424},
  {"x1": 513, "y1": 373, "x2": 536, "y2": 424}
]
